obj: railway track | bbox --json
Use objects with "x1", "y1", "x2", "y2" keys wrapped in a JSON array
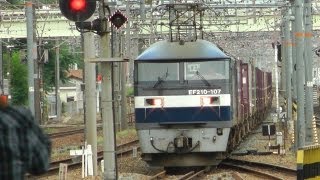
[
  {"x1": 220, "y1": 158, "x2": 296, "y2": 180},
  {"x1": 47, "y1": 113, "x2": 135, "y2": 138},
  {"x1": 150, "y1": 169, "x2": 206, "y2": 180},
  {"x1": 31, "y1": 139, "x2": 139, "y2": 178},
  {"x1": 48, "y1": 126, "x2": 103, "y2": 138},
  {"x1": 48, "y1": 128, "x2": 85, "y2": 138}
]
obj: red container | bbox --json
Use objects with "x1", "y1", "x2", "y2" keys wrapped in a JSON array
[
  {"x1": 236, "y1": 60, "x2": 243, "y2": 123},
  {"x1": 248, "y1": 63, "x2": 255, "y2": 115},
  {"x1": 241, "y1": 63, "x2": 249, "y2": 119},
  {"x1": 255, "y1": 67, "x2": 263, "y2": 112}
]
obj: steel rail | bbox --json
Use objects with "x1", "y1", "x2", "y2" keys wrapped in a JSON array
[
  {"x1": 220, "y1": 158, "x2": 296, "y2": 180},
  {"x1": 224, "y1": 158, "x2": 297, "y2": 173}
]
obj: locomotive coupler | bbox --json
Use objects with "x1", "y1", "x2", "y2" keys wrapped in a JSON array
[{"x1": 174, "y1": 135, "x2": 189, "y2": 149}]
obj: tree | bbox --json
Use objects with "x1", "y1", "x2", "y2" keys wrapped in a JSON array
[
  {"x1": 10, "y1": 52, "x2": 28, "y2": 105},
  {"x1": 43, "y1": 42, "x2": 82, "y2": 92},
  {"x1": 2, "y1": 40, "x2": 82, "y2": 105}
]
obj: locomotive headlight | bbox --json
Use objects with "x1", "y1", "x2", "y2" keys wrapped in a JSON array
[
  {"x1": 145, "y1": 98, "x2": 164, "y2": 107},
  {"x1": 212, "y1": 136, "x2": 216, "y2": 142},
  {"x1": 200, "y1": 96, "x2": 219, "y2": 106},
  {"x1": 202, "y1": 97, "x2": 212, "y2": 105}
]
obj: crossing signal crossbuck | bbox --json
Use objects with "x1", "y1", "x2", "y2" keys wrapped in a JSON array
[{"x1": 59, "y1": 0, "x2": 96, "y2": 22}]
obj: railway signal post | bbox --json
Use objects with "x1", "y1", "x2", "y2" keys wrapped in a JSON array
[
  {"x1": 59, "y1": 0, "x2": 98, "y2": 175},
  {"x1": 83, "y1": 20, "x2": 98, "y2": 175},
  {"x1": 93, "y1": 2, "x2": 127, "y2": 179}
]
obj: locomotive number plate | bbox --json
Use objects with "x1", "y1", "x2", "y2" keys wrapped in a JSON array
[{"x1": 188, "y1": 89, "x2": 221, "y2": 95}]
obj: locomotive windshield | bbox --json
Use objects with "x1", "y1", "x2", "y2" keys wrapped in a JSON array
[
  {"x1": 134, "y1": 59, "x2": 230, "y2": 95},
  {"x1": 185, "y1": 61, "x2": 229, "y2": 80},
  {"x1": 135, "y1": 60, "x2": 229, "y2": 84},
  {"x1": 137, "y1": 62, "x2": 179, "y2": 82}
]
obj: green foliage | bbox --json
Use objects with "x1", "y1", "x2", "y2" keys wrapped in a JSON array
[
  {"x1": 6, "y1": 0, "x2": 23, "y2": 5},
  {"x1": 1, "y1": 39, "x2": 82, "y2": 105},
  {"x1": 10, "y1": 52, "x2": 28, "y2": 105},
  {"x1": 43, "y1": 42, "x2": 82, "y2": 92}
]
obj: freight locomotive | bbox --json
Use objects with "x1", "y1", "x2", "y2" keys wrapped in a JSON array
[{"x1": 133, "y1": 39, "x2": 273, "y2": 167}]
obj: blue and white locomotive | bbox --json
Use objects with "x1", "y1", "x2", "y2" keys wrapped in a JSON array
[{"x1": 134, "y1": 39, "x2": 232, "y2": 167}]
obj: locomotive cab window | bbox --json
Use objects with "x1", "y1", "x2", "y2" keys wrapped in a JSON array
[
  {"x1": 136, "y1": 62, "x2": 179, "y2": 82},
  {"x1": 185, "y1": 60, "x2": 229, "y2": 80}
]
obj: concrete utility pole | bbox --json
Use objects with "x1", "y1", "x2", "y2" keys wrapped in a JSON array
[
  {"x1": 169, "y1": 0, "x2": 174, "y2": 41},
  {"x1": 284, "y1": 10, "x2": 293, "y2": 135},
  {"x1": 291, "y1": 3, "x2": 297, "y2": 100},
  {"x1": 99, "y1": 1, "x2": 117, "y2": 179},
  {"x1": 55, "y1": 39, "x2": 61, "y2": 120},
  {"x1": 304, "y1": 0, "x2": 313, "y2": 145},
  {"x1": 83, "y1": 28, "x2": 98, "y2": 175},
  {"x1": 281, "y1": 20, "x2": 286, "y2": 95},
  {"x1": 275, "y1": 43, "x2": 280, "y2": 118},
  {"x1": 120, "y1": 62, "x2": 128, "y2": 130},
  {"x1": 295, "y1": 0, "x2": 306, "y2": 148},
  {"x1": 34, "y1": 51, "x2": 41, "y2": 123},
  {"x1": 120, "y1": 33, "x2": 128, "y2": 130},
  {"x1": 112, "y1": 30, "x2": 121, "y2": 132},
  {"x1": 26, "y1": 1, "x2": 35, "y2": 117},
  {"x1": 125, "y1": 0, "x2": 132, "y2": 85},
  {"x1": 290, "y1": 0, "x2": 298, "y2": 150},
  {"x1": 140, "y1": 0, "x2": 146, "y2": 21}
]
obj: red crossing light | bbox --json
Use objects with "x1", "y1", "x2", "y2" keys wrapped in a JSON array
[
  {"x1": 59, "y1": 0, "x2": 96, "y2": 22},
  {"x1": 70, "y1": 0, "x2": 86, "y2": 11}
]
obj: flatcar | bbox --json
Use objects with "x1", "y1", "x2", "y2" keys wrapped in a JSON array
[{"x1": 133, "y1": 39, "x2": 272, "y2": 167}]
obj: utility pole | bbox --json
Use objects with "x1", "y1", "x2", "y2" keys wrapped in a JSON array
[
  {"x1": 275, "y1": 43, "x2": 280, "y2": 119},
  {"x1": 281, "y1": 18, "x2": 286, "y2": 96},
  {"x1": 99, "y1": 1, "x2": 117, "y2": 179},
  {"x1": 291, "y1": 4, "x2": 297, "y2": 100},
  {"x1": 34, "y1": 8, "x2": 41, "y2": 124},
  {"x1": 290, "y1": 0, "x2": 298, "y2": 151},
  {"x1": 304, "y1": 0, "x2": 313, "y2": 145},
  {"x1": 126, "y1": 0, "x2": 132, "y2": 85},
  {"x1": 83, "y1": 26, "x2": 98, "y2": 175},
  {"x1": 55, "y1": 39, "x2": 61, "y2": 120},
  {"x1": 284, "y1": 9, "x2": 293, "y2": 136},
  {"x1": 295, "y1": 0, "x2": 306, "y2": 148},
  {"x1": 112, "y1": 29, "x2": 121, "y2": 132},
  {"x1": 140, "y1": 0, "x2": 146, "y2": 21},
  {"x1": 120, "y1": 34, "x2": 128, "y2": 130},
  {"x1": 169, "y1": 0, "x2": 174, "y2": 41},
  {"x1": 26, "y1": 1, "x2": 35, "y2": 117}
]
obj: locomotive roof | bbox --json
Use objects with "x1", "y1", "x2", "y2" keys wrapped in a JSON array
[{"x1": 135, "y1": 39, "x2": 229, "y2": 61}]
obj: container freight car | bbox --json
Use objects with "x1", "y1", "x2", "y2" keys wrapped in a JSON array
[{"x1": 134, "y1": 39, "x2": 273, "y2": 167}]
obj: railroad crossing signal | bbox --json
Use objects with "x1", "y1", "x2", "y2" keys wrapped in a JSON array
[
  {"x1": 59, "y1": 0, "x2": 96, "y2": 22},
  {"x1": 109, "y1": 10, "x2": 128, "y2": 29}
]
